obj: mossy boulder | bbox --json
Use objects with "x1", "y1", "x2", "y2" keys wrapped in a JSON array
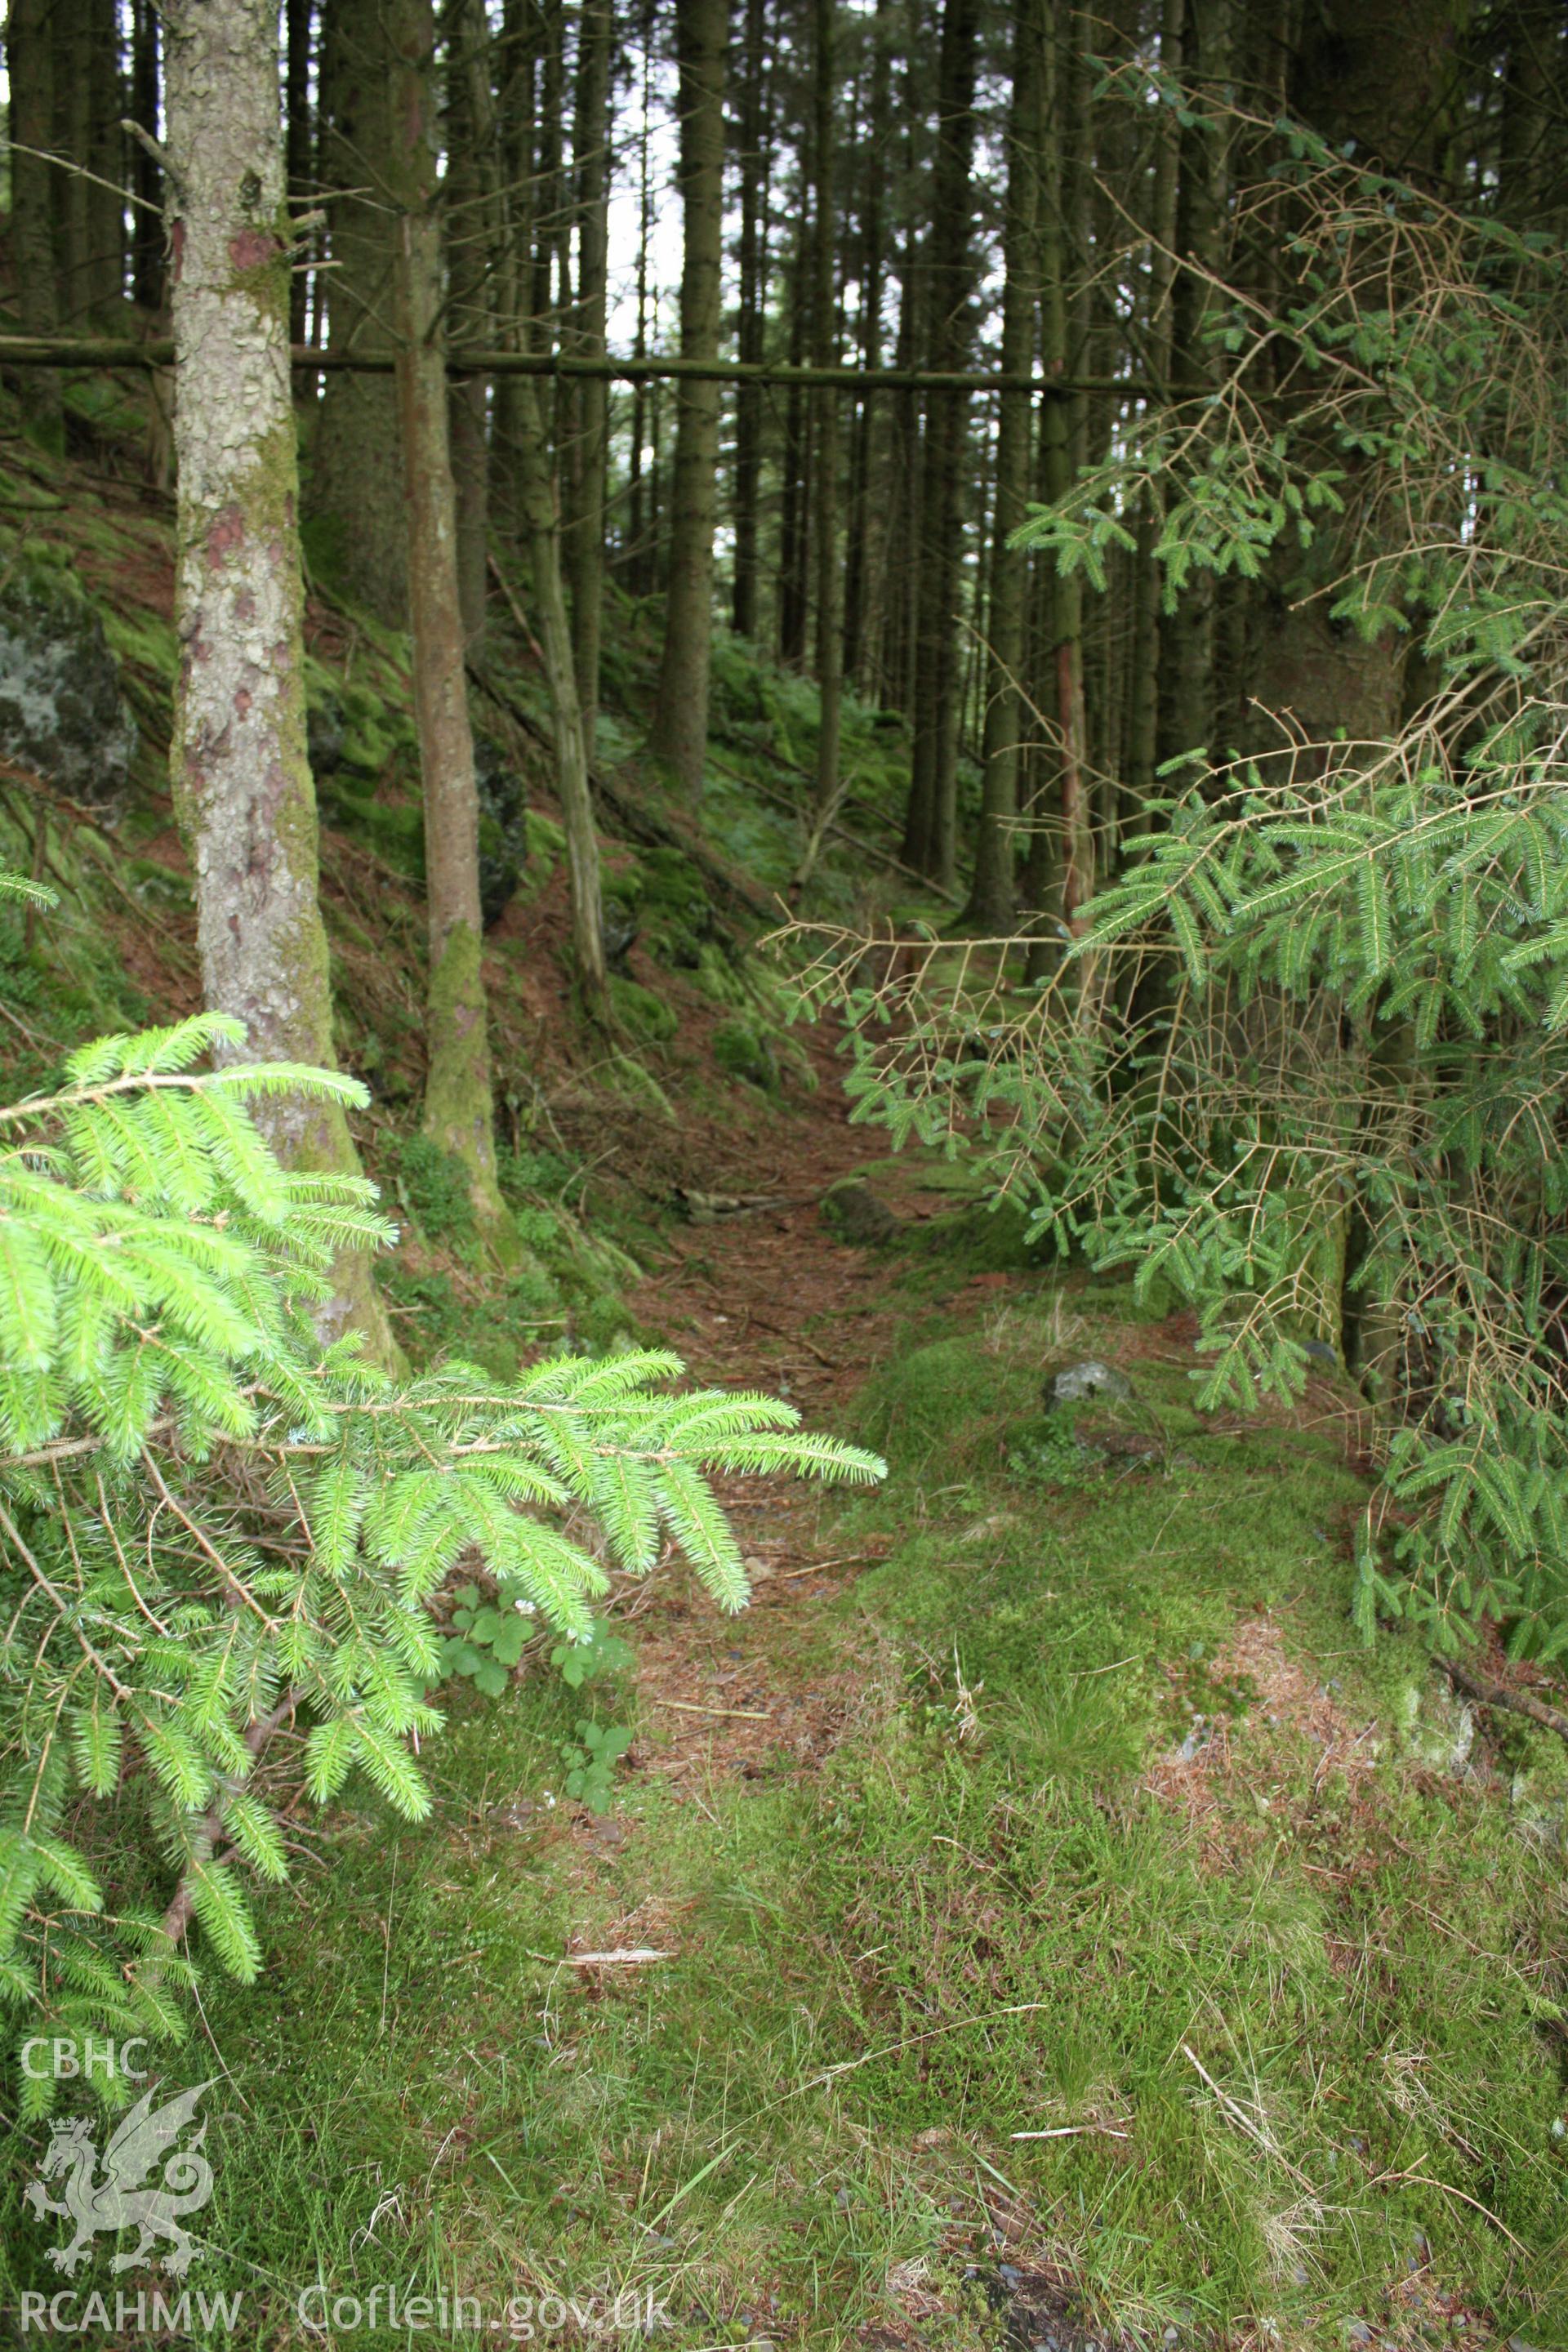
[{"x1": 0, "y1": 547, "x2": 136, "y2": 801}]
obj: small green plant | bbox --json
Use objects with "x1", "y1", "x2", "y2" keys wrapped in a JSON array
[
  {"x1": 557, "y1": 1717, "x2": 634, "y2": 1812},
  {"x1": 436, "y1": 1581, "x2": 535, "y2": 1699},
  {"x1": 550, "y1": 1619, "x2": 635, "y2": 1689},
  {"x1": 1006, "y1": 1415, "x2": 1107, "y2": 1494}
]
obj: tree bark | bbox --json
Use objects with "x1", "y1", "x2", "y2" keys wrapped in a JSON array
[
  {"x1": 964, "y1": 0, "x2": 1045, "y2": 931},
  {"x1": 777, "y1": 228, "x2": 811, "y2": 669},
  {"x1": 162, "y1": 0, "x2": 398, "y2": 1363},
  {"x1": 808, "y1": 0, "x2": 842, "y2": 839},
  {"x1": 7, "y1": 0, "x2": 63, "y2": 436},
  {"x1": 285, "y1": 0, "x2": 313, "y2": 344},
  {"x1": 508, "y1": 396, "x2": 609, "y2": 1007},
  {"x1": 85, "y1": 0, "x2": 123, "y2": 314},
  {"x1": 1022, "y1": 6, "x2": 1091, "y2": 976},
  {"x1": 626, "y1": 0, "x2": 656, "y2": 594},
  {"x1": 841, "y1": 0, "x2": 891, "y2": 689},
  {"x1": 901, "y1": 0, "x2": 979, "y2": 889},
  {"x1": 1123, "y1": 0, "x2": 1183, "y2": 834},
  {"x1": 314, "y1": 0, "x2": 408, "y2": 626},
  {"x1": 386, "y1": 0, "x2": 511, "y2": 1239},
  {"x1": 1155, "y1": 0, "x2": 1231, "y2": 773},
  {"x1": 565, "y1": 0, "x2": 613, "y2": 745},
  {"x1": 730, "y1": 0, "x2": 769, "y2": 641},
  {"x1": 445, "y1": 0, "x2": 495, "y2": 653},
  {"x1": 647, "y1": 0, "x2": 729, "y2": 797}
]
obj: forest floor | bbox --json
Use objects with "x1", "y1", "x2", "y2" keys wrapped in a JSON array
[
  {"x1": 180, "y1": 1027, "x2": 1566, "y2": 2352},
  {"x1": 0, "y1": 393, "x2": 1562, "y2": 2350}
]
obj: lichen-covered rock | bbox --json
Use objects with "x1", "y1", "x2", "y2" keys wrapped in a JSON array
[
  {"x1": 0, "y1": 550, "x2": 136, "y2": 802},
  {"x1": 1046, "y1": 1360, "x2": 1134, "y2": 1408},
  {"x1": 474, "y1": 733, "x2": 528, "y2": 925}
]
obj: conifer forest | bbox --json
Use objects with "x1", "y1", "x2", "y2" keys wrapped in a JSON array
[{"x1": 0, "y1": 0, "x2": 1567, "y2": 2340}]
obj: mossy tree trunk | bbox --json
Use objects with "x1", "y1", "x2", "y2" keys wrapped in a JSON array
[
  {"x1": 314, "y1": 0, "x2": 408, "y2": 627},
  {"x1": 162, "y1": 0, "x2": 399, "y2": 1365},
  {"x1": 963, "y1": 0, "x2": 1045, "y2": 932},
  {"x1": 647, "y1": 0, "x2": 728, "y2": 799},
  {"x1": 386, "y1": 0, "x2": 512, "y2": 1243}
]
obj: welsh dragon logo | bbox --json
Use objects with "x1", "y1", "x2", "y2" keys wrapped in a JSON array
[{"x1": 24, "y1": 2080, "x2": 216, "y2": 2277}]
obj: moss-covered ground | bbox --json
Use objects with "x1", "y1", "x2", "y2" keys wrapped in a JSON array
[{"x1": 0, "y1": 373, "x2": 1562, "y2": 2352}]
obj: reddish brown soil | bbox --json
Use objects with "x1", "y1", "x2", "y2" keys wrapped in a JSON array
[{"x1": 617, "y1": 1025, "x2": 911, "y2": 1792}]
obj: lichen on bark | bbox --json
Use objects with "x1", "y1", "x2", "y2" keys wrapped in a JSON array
[{"x1": 162, "y1": 0, "x2": 399, "y2": 1367}]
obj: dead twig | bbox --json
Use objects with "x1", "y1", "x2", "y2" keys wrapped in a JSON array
[{"x1": 1438, "y1": 1655, "x2": 1568, "y2": 1748}]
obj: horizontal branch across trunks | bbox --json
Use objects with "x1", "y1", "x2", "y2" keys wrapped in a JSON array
[{"x1": 0, "y1": 333, "x2": 1168, "y2": 398}]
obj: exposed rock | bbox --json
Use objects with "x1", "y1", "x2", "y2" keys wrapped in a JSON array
[
  {"x1": 820, "y1": 1177, "x2": 897, "y2": 1245},
  {"x1": 0, "y1": 551, "x2": 136, "y2": 803},
  {"x1": 473, "y1": 733, "x2": 528, "y2": 925},
  {"x1": 1047, "y1": 1359, "x2": 1134, "y2": 1408}
]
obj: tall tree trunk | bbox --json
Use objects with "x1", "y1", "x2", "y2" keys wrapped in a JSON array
[
  {"x1": 964, "y1": 0, "x2": 1045, "y2": 930},
  {"x1": 626, "y1": 0, "x2": 655, "y2": 595},
  {"x1": 445, "y1": 0, "x2": 493, "y2": 650},
  {"x1": 565, "y1": 0, "x2": 613, "y2": 746},
  {"x1": 54, "y1": 0, "x2": 92, "y2": 320},
  {"x1": 131, "y1": 0, "x2": 166, "y2": 314},
  {"x1": 878, "y1": 185, "x2": 924, "y2": 712},
  {"x1": 490, "y1": 0, "x2": 537, "y2": 548},
  {"x1": 7, "y1": 0, "x2": 62, "y2": 437},
  {"x1": 730, "y1": 0, "x2": 768, "y2": 640},
  {"x1": 492, "y1": 0, "x2": 608, "y2": 1004},
  {"x1": 1248, "y1": 0, "x2": 1459, "y2": 1368},
  {"x1": 1123, "y1": 0, "x2": 1183, "y2": 835},
  {"x1": 901, "y1": 0, "x2": 978, "y2": 889},
  {"x1": 841, "y1": 0, "x2": 891, "y2": 689},
  {"x1": 387, "y1": 0, "x2": 511, "y2": 1238},
  {"x1": 314, "y1": 0, "x2": 408, "y2": 626},
  {"x1": 82, "y1": 0, "x2": 123, "y2": 316},
  {"x1": 776, "y1": 232, "x2": 811, "y2": 669},
  {"x1": 808, "y1": 0, "x2": 843, "y2": 835},
  {"x1": 162, "y1": 0, "x2": 398, "y2": 1363},
  {"x1": 1022, "y1": 6, "x2": 1091, "y2": 975},
  {"x1": 285, "y1": 0, "x2": 312, "y2": 344},
  {"x1": 1155, "y1": 0, "x2": 1232, "y2": 770},
  {"x1": 647, "y1": 0, "x2": 728, "y2": 796},
  {"x1": 512, "y1": 380, "x2": 609, "y2": 1007}
]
